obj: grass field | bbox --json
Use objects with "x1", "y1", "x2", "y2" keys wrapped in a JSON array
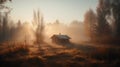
[{"x1": 0, "y1": 42, "x2": 119, "y2": 67}]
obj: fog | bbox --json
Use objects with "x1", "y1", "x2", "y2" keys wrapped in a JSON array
[
  {"x1": 11, "y1": 23, "x2": 36, "y2": 45},
  {"x1": 44, "y1": 21, "x2": 88, "y2": 44}
]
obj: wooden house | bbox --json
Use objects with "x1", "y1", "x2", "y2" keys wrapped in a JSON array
[{"x1": 51, "y1": 33, "x2": 71, "y2": 44}]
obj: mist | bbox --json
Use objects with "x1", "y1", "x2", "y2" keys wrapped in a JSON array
[
  {"x1": 11, "y1": 22, "x2": 36, "y2": 44},
  {"x1": 0, "y1": 0, "x2": 120, "y2": 67},
  {"x1": 44, "y1": 20, "x2": 88, "y2": 44}
]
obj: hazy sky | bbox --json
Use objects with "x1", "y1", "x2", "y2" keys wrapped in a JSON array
[{"x1": 7, "y1": 0, "x2": 98, "y2": 23}]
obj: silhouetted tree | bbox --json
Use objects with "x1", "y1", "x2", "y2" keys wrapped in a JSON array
[
  {"x1": 110, "y1": 0, "x2": 120, "y2": 37},
  {"x1": 0, "y1": 0, "x2": 12, "y2": 42},
  {"x1": 96, "y1": 0, "x2": 111, "y2": 37}
]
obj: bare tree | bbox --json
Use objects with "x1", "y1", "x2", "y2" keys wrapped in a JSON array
[{"x1": 33, "y1": 9, "x2": 44, "y2": 44}]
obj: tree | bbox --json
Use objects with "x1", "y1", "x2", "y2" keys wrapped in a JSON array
[
  {"x1": 33, "y1": 10, "x2": 44, "y2": 44},
  {"x1": 84, "y1": 9, "x2": 97, "y2": 40},
  {"x1": 96, "y1": 0, "x2": 120, "y2": 37},
  {"x1": 96, "y1": 0, "x2": 111, "y2": 37},
  {"x1": 110, "y1": 0, "x2": 120, "y2": 36},
  {"x1": 0, "y1": 0, "x2": 12, "y2": 42}
]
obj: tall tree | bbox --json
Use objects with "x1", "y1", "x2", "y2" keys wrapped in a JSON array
[
  {"x1": 84, "y1": 9, "x2": 97, "y2": 40},
  {"x1": 96, "y1": 0, "x2": 111, "y2": 37},
  {"x1": 33, "y1": 10, "x2": 44, "y2": 44},
  {"x1": 0, "y1": 0, "x2": 12, "y2": 41},
  {"x1": 96, "y1": 0, "x2": 120, "y2": 37},
  {"x1": 110, "y1": 0, "x2": 120, "y2": 36}
]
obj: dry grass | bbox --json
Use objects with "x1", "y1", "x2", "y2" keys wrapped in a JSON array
[
  {"x1": 0, "y1": 43, "x2": 31, "y2": 67},
  {"x1": 0, "y1": 42, "x2": 119, "y2": 67},
  {"x1": 88, "y1": 47, "x2": 120, "y2": 67},
  {"x1": 0, "y1": 43, "x2": 29, "y2": 59}
]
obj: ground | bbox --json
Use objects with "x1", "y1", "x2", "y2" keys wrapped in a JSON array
[{"x1": 0, "y1": 42, "x2": 120, "y2": 67}]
